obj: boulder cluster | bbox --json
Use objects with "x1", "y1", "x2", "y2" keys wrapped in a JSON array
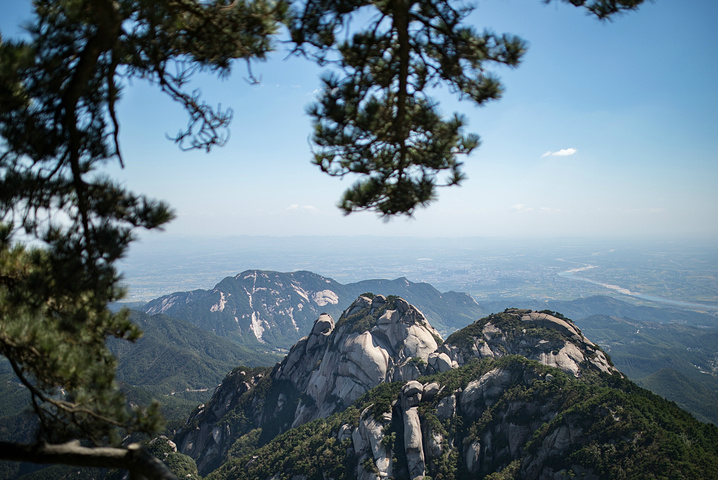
[{"x1": 177, "y1": 295, "x2": 619, "y2": 478}]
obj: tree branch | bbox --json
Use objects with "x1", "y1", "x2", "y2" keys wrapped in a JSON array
[
  {"x1": 392, "y1": 0, "x2": 411, "y2": 182},
  {"x1": 3, "y1": 343, "x2": 126, "y2": 440},
  {"x1": 0, "y1": 441, "x2": 178, "y2": 480},
  {"x1": 60, "y1": 0, "x2": 122, "y2": 245}
]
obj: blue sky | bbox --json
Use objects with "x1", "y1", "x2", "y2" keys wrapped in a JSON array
[{"x1": 2, "y1": 0, "x2": 717, "y2": 239}]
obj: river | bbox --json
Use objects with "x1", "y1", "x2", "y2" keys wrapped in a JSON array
[{"x1": 558, "y1": 267, "x2": 718, "y2": 311}]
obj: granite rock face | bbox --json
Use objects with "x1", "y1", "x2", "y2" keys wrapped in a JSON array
[
  {"x1": 439, "y1": 308, "x2": 616, "y2": 377},
  {"x1": 176, "y1": 368, "x2": 268, "y2": 474},
  {"x1": 273, "y1": 294, "x2": 441, "y2": 426},
  {"x1": 351, "y1": 409, "x2": 393, "y2": 480},
  {"x1": 337, "y1": 364, "x2": 611, "y2": 480},
  {"x1": 176, "y1": 294, "x2": 443, "y2": 475}
]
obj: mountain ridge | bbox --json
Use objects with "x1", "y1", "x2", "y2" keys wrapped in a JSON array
[{"x1": 143, "y1": 270, "x2": 485, "y2": 349}]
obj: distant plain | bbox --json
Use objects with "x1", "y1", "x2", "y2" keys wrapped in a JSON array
[{"x1": 119, "y1": 235, "x2": 718, "y2": 315}]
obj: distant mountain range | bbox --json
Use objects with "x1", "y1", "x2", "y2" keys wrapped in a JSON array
[{"x1": 142, "y1": 270, "x2": 485, "y2": 349}]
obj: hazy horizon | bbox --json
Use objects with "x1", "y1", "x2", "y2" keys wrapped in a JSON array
[{"x1": 119, "y1": 234, "x2": 718, "y2": 309}]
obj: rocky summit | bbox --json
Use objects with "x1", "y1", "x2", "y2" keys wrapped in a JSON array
[
  {"x1": 170, "y1": 294, "x2": 697, "y2": 480},
  {"x1": 175, "y1": 294, "x2": 443, "y2": 474},
  {"x1": 437, "y1": 308, "x2": 615, "y2": 377},
  {"x1": 273, "y1": 294, "x2": 442, "y2": 426}
]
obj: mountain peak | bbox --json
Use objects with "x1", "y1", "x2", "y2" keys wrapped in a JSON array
[
  {"x1": 441, "y1": 308, "x2": 616, "y2": 377},
  {"x1": 273, "y1": 294, "x2": 442, "y2": 427}
]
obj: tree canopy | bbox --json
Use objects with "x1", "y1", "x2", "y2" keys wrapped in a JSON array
[
  {"x1": 0, "y1": 0, "x2": 644, "y2": 475},
  {"x1": 293, "y1": 0, "x2": 643, "y2": 215}
]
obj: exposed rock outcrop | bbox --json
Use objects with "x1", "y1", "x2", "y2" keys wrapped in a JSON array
[
  {"x1": 401, "y1": 381, "x2": 426, "y2": 480},
  {"x1": 176, "y1": 367, "x2": 268, "y2": 474},
  {"x1": 176, "y1": 294, "x2": 443, "y2": 475},
  {"x1": 439, "y1": 308, "x2": 616, "y2": 377},
  {"x1": 319, "y1": 360, "x2": 632, "y2": 480},
  {"x1": 332, "y1": 361, "x2": 612, "y2": 480},
  {"x1": 352, "y1": 409, "x2": 393, "y2": 480},
  {"x1": 273, "y1": 294, "x2": 441, "y2": 426}
]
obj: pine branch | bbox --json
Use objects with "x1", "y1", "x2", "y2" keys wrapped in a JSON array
[
  {"x1": 0, "y1": 441, "x2": 178, "y2": 480},
  {"x1": 59, "y1": 0, "x2": 122, "y2": 253},
  {"x1": 392, "y1": 0, "x2": 411, "y2": 183}
]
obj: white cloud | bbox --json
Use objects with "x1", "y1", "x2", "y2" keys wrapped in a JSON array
[
  {"x1": 554, "y1": 148, "x2": 578, "y2": 156},
  {"x1": 286, "y1": 204, "x2": 318, "y2": 212},
  {"x1": 542, "y1": 147, "x2": 578, "y2": 157}
]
